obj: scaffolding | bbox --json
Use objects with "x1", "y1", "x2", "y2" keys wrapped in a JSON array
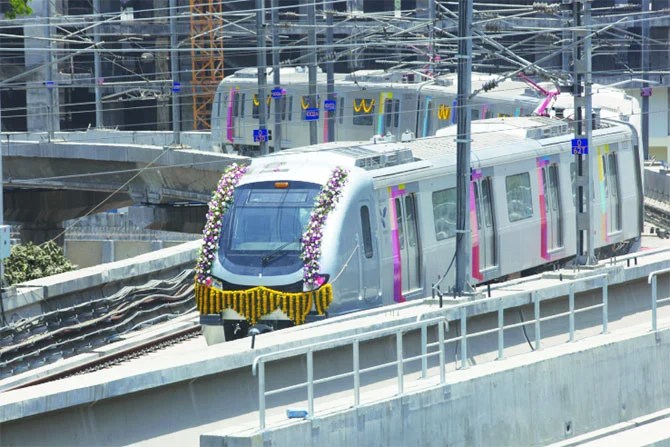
[{"x1": 189, "y1": 0, "x2": 224, "y2": 130}]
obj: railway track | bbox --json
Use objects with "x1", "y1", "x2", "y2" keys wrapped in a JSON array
[
  {"x1": 4, "y1": 323, "x2": 201, "y2": 391},
  {"x1": 0, "y1": 270, "x2": 197, "y2": 382},
  {"x1": 645, "y1": 199, "x2": 670, "y2": 233}
]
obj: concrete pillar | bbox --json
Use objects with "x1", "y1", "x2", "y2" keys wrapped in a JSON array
[
  {"x1": 102, "y1": 239, "x2": 115, "y2": 263},
  {"x1": 19, "y1": 222, "x2": 65, "y2": 247},
  {"x1": 23, "y1": 0, "x2": 60, "y2": 134}
]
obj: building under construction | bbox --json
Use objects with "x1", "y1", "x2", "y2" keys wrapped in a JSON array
[{"x1": 0, "y1": 0, "x2": 668, "y2": 160}]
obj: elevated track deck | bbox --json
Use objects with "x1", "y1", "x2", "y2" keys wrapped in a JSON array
[{"x1": 2, "y1": 233, "x2": 670, "y2": 446}]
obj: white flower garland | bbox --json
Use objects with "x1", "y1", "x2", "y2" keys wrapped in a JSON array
[
  {"x1": 301, "y1": 167, "x2": 349, "y2": 288},
  {"x1": 195, "y1": 163, "x2": 248, "y2": 286}
]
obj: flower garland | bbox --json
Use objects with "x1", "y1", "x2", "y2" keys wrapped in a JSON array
[
  {"x1": 195, "y1": 163, "x2": 248, "y2": 286},
  {"x1": 301, "y1": 167, "x2": 349, "y2": 289}
]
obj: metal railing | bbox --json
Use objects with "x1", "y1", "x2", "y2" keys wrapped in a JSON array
[
  {"x1": 252, "y1": 267, "x2": 670, "y2": 431},
  {"x1": 648, "y1": 267, "x2": 670, "y2": 331},
  {"x1": 252, "y1": 316, "x2": 448, "y2": 430}
]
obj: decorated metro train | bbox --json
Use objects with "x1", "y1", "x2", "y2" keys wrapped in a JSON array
[
  {"x1": 210, "y1": 67, "x2": 641, "y2": 156},
  {"x1": 195, "y1": 115, "x2": 643, "y2": 343}
]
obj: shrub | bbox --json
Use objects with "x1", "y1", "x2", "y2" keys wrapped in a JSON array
[{"x1": 4, "y1": 242, "x2": 77, "y2": 285}]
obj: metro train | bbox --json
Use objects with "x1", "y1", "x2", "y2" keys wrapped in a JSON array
[
  {"x1": 210, "y1": 67, "x2": 641, "y2": 155},
  {"x1": 195, "y1": 115, "x2": 643, "y2": 344}
]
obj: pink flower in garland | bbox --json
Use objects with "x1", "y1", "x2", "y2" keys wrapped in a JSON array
[
  {"x1": 195, "y1": 163, "x2": 248, "y2": 285},
  {"x1": 300, "y1": 166, "x2": 349, "y2": 289}
]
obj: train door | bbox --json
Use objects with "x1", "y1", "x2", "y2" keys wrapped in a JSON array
[
  {"x1": 394, "y1": 194, "x2": 421, "y2": 293},
  {"x1": 473, "y1": 177, "x2": 496, "y2": 272},
  {"x1": 602, "y1": 150, "x2": 622, "y2": 233},
  {"x1": 380, "y1": 96, "x2": 400, "y2": 137},
  {"x1": 418, "y1": 96, "x2": 434, "y2": 137},
  {"x1": 542, "y1": 163, "x2": 563, "y2": 251},
  {"x1": 358, "y1": 203, "x2": 379, "y2": 303}
]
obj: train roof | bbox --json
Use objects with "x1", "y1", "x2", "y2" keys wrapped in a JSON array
[
  {"x1": 253, "y1": 117, "x2": 631, "y2": 182},
  {"x1": 221, "y1": 66, "x2": 348, "y2": 85}
]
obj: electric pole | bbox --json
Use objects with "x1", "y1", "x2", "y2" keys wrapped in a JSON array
[
  {"x1": 271, "y1": 0, "x2": 282, "y2": 152},
  {"x1": 93, "y1": 0, "x2": 103, "y2": 128},
  {"x1": 571, "y1": 0, "x2": 595, "y2": 265},
  {"x1": 641, "y1": 0, "x2": 650, "y2": 161},
  {"x1": 169, "y1": 0, "x2": 181, "y2": 145},
  {"x1": 326, "y1": 0, "x2": 335, "y2": 142},
  {"x1": 307, "y1": 0, "x2": 318, "y2": 145},
  {"x1": 455, "y1": 0, "x2": 472, "y2": 294},
  {"x1": 256, "y1": 0, "x2": 268, "y2": 155}
]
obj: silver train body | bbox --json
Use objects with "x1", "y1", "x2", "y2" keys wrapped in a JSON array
[
  {"x1": 210, "y1": 67, "x2": 641, "y2": 155},
  {"x1": 202, "y1": 116, "x2": 643, "y2": 341}
]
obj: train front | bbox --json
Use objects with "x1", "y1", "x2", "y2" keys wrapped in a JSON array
[{"x1": 194, "y1": 159, "x2": 355, "y2": 345}]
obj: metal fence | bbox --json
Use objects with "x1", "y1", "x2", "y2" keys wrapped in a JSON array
[{"x1": 253, "y1": 267, "x2": 670, "y2": 430}]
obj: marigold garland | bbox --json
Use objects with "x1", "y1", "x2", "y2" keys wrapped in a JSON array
[
  {"x1": 194, "y1": 163, "x2": 248, "y2": 286},
  {"x1": 195, "y1": 282, "x2": 334, "y2": 326},
  {"x1": 300, "y1": 166, "x2": 349, "y2": 288}
]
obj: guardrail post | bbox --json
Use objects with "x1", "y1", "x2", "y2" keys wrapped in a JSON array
[
  {"x1": 569, "y1": 284, "x2": 575, "y2": 342},
  {"x1": 353, "y1": 339, "x2": 360, "y2": 406},
  {"x1": 258, "y1": 361, "x2": 266, "y2": 430},
  {"x1": 531, "y1": 292, "x2": 542, "y2": 351},
  {"x1": 652, "y1": 275, "x2": 658, "y2": 331},
  {"x1": 421, "y1": 323, "x2": 427, "y2": 379},
  {"x1": 438, "y1": 321, "x2": 446, "y2": 384},
  {"x1": 460, "y1": 307, "x2": 468, "y2": 369},
  {"x1": 307, "y1": 349, "x2": 314, "y2": 418},
  {"x1": 497, "y1": 298, "x2": 504, "y2": 360},
  {"x1": 396, "y1": 331, "x2": 404, "y2": 395},
  {"x1": 602, "y1": 276, "x2": 608, "y2": 334}
]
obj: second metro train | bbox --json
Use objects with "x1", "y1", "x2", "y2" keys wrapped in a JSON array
[{"x1": 210, "y1": 67, "x2": 641, "y2": 155}]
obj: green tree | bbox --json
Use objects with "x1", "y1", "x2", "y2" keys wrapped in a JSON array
[
  {"x1": 4, "y1": 241, "x2": 77, "y2": 285},
  {"x1": 5, "y1": 0, "x2": 33, "y2": 19}
]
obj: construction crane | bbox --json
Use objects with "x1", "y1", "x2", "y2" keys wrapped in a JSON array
[{"x1": 189, "y1": 0, "x2": 224, "y2": 130}]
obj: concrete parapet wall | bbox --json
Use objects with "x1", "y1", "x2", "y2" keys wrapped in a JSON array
[
  {"x1": 203, "y1": 323, "x2": 670, "y2": 447},
  {"x1": 64, "y1": 239, "x2": 191, "y2": 268},
  {"x1": 6, "y1": 130, "x2": 214, "y2": 152},
  {"x1": 645, "y1": 166, "x2": 670, "y2": 201},
  {"x1": 2, "y1": 240, "x2": 200, "y2": 321}
]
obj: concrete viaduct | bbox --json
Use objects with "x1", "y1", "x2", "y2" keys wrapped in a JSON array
[{"x1": 1, "y1": 135, "x2": 247, "y2": 243}]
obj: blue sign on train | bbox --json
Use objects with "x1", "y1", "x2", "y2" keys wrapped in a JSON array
[
  {"x1": 571, "y1": 138, "x2": 588, "y2": 155},
  {"x1": 271, "y1": 87, "x2": 283, "y2": 98},
  {"x1": 324, "y1": 100, "x2": 336, "y2": 112},
  {"x1": 304, "y1": 108, "x2": 320, "y2": 121}
]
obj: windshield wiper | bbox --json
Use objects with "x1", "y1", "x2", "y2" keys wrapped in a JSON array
[{"x1": 261, "y1": 239, "x2": 299, "y2": 267}]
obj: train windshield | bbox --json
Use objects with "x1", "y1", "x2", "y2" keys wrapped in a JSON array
[{"x1": 218, "y1": 181, "x2": 320, "y2": 275}]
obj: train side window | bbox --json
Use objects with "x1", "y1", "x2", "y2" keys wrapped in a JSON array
[
  {"x1": 471, "y1": 109, "x2": 480, "y2": 120},
  {"x1": 353, "y1": 98, "x2": 375, "y2": 126},
  {"x1": 240, "y1": 93, "x2": 246, "y2": 118},
  {"x1": 395, "y1": 198, "x2": 404, "y2": 249},
  {"x1": 339, "y1": 98, "x2": 344, "y2": 124},
  {"x1": 232, "y1": 91, "x2": 240, "y2": 117},
  {"x1": 432, "y1": 187, "x2": 456, "y2": 240},
  {"x1": 607, "y1": 152, "x2": 622, "y2": 231},
  {"x1": 279, "y1": 96, "x2": 287, "y2": 120},
  {"x1": 360, "y1": 206, "x2": 373, "y2": 258},
  {"x1": 252, "y1": 94, "x2": 260, "y2": 119},
  {"x1": 288, "y1": 96, "x2": 293, "y2": 121},
  {"x1": 393, "y1": 99, "x2": 400, "y2": 128},
  {"x1": 216, "y1": 91, "x2": 223, "y2": 116},
  {"x1": 473, "y1": 182, "x2": 482, "y2": 229},
  {"x1": 505, "y1": 172, "x2": 533, "y2": 222},
  {"x1": 384, "y1": 100, "x2": 393, "y2": 128}
]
